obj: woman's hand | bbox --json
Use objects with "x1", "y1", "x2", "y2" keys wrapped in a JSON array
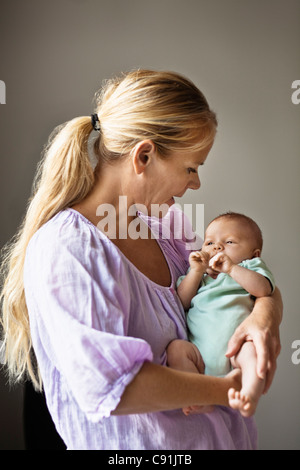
[{"x1": 226, "y1": 287, "x2": 283, "y2": 393}]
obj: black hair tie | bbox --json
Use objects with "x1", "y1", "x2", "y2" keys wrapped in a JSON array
[{"x1": 91, "y1": 113, "x2": 101, "y2": 132}]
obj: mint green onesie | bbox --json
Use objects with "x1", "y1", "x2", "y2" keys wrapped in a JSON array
[{"x1": 177, "y1": 257, "x2": 275, "y2": 377}]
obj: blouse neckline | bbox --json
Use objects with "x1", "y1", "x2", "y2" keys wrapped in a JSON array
[{"x1": 65, "y1": 207, "x2": 175, "y2": 291}]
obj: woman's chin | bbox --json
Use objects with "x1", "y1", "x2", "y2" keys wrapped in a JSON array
[{"x1": 166, "y1": 197, "x2": 175, "y2": 207}]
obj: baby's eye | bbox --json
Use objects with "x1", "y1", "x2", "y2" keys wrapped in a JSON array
[
  {"x1": 206, "y1": 242, "x2": 213, "y2": 246},
  {"x1": 187, "y1": 167, "x2": 197, "y2": 174},
  {"x1": 226, "y1": 240, "x2": 234, "y2": 244}
]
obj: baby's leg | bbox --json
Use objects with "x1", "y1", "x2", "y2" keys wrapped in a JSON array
[{"x1": 228, "y1": 341, "x2": 265, "y2": 417}]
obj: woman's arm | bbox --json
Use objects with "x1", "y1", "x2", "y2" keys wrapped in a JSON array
[
  {"x1": 226, "y1": 287, "x2": 283, "y2": 393},
  {"x1": 113, "y1": 287, "x2": 282, "y2": 415},
  {"x1": 112, "y1": 361, "x2": 241, "y2": 415}
]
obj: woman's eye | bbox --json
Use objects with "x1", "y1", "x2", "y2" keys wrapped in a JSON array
[{"x1": 187, "y1": 167, "x2": 197, "y2": 174}]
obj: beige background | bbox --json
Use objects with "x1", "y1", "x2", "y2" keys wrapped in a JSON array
[{"x1": 0, "y1": 0, "x2": 299, "y2": 449}]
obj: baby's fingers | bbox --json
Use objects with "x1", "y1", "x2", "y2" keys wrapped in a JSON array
[
  {"x1": 209, "y1": 253, "x2": 222, "y2": 270},
  {"x1": 190, "y1": 251, "x2": 208, "y2": 265},
  {"x1": 190, "y1": 251, "x2": 202, "y2": 260}
]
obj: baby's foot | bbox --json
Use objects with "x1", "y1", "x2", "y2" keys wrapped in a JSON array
[{"x1": 228, "y1": 388, "x2": 258, "y2": 417}]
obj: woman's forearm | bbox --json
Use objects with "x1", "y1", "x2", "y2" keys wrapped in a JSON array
[
  {"x1": 227, "y1": 286, "x2": 283, "y2": 355},
  {"x1": 114, "y1": 290, "x2": 283, "y2": 416},
  {"x1": 254, "y1": 286, "x2": 283, "y2": 327},
  {"x1": 112, "y1": 361, "x2": 240, "y2": 415}
]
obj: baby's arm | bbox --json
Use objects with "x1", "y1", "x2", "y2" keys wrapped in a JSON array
[
  {"x1": 209, "y1": 253, "x2": 272, "y2": 298},
  {"x1": 177, "y1": 251, "x2": 210, "y2": 310}
]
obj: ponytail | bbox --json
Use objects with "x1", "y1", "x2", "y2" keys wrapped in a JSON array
[
  {"x1": 1, "y1": 69, "x2": 218, "y2": 389},
  {"x1": 0, "y1": 116, "x2": 94, "y2": 389}
]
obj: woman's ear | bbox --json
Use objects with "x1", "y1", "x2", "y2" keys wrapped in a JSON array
[{"x1": 131, "y1": 140, "x2": 156, "y2": 175}]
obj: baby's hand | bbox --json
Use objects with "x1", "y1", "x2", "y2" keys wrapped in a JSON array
[
  {"x1": 209, "y1": 252, "x2": 235, "y2": 274},
  {"x1": 189, "y1": 250, "x2": 210, "y2": 273}
]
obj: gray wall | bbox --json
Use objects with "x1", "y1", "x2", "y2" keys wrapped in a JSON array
[{"x1": 0, "y1": 0, "x2": 299, "y2": 450}]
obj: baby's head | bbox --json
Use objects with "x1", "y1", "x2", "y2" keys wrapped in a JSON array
[{"x1": 202, "y1": 212, "x2": 263, "y2": 265}]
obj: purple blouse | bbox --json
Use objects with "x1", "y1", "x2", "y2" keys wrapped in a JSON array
[{"x1": 23, "y1": 206, "x2": 257, "y2": 450}]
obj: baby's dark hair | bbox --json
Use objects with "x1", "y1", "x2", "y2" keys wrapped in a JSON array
[{"x1": 207, "y1": 211, "x2": 263, "y2": 251}]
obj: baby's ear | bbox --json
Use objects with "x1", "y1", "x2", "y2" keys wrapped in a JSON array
[{"x1": 252, "y1": 248, "x2": 261, "y2": 258}]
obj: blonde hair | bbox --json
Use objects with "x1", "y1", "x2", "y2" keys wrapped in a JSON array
[{"x1": 0, "y1": 69, "x2": 217, "y2": 389}]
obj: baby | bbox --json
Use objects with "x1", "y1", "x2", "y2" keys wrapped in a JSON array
[{"x1": 167, "y1": 212, "x2": 275, "y2": 417}]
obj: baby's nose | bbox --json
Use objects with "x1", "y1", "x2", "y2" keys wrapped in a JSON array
[{"x1": 213, "y1": 243, "x2": 223, "y2": 251}]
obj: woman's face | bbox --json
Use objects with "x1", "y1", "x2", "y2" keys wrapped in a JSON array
[{"x1": 138, "y1": 142, "x2": 213, "y2": 217}]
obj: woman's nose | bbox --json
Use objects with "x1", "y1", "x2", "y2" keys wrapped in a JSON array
[{"x1": 189, "y1": 174, "x2": 201, "y2": 190}]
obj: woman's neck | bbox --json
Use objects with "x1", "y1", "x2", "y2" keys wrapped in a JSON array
[{"x1": 71, "y1": 162, "x2": 138, "y2": 236}]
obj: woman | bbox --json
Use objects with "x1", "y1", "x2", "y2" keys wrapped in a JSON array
[{"x1": 0, "y1": 70, "x2": 282, "y2": 450}]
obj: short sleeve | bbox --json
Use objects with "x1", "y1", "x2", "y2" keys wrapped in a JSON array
[
  {"x1": 24, "y1": 213, "x2": 153, "y2": 422},
  {"x1": 241, "y1": 257, "x2": 276, "y2": 294}
]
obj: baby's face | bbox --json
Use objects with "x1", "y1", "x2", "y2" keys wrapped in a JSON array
[{"x1": 202, "y1": 218, "x2": 260, "y2": 265}]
